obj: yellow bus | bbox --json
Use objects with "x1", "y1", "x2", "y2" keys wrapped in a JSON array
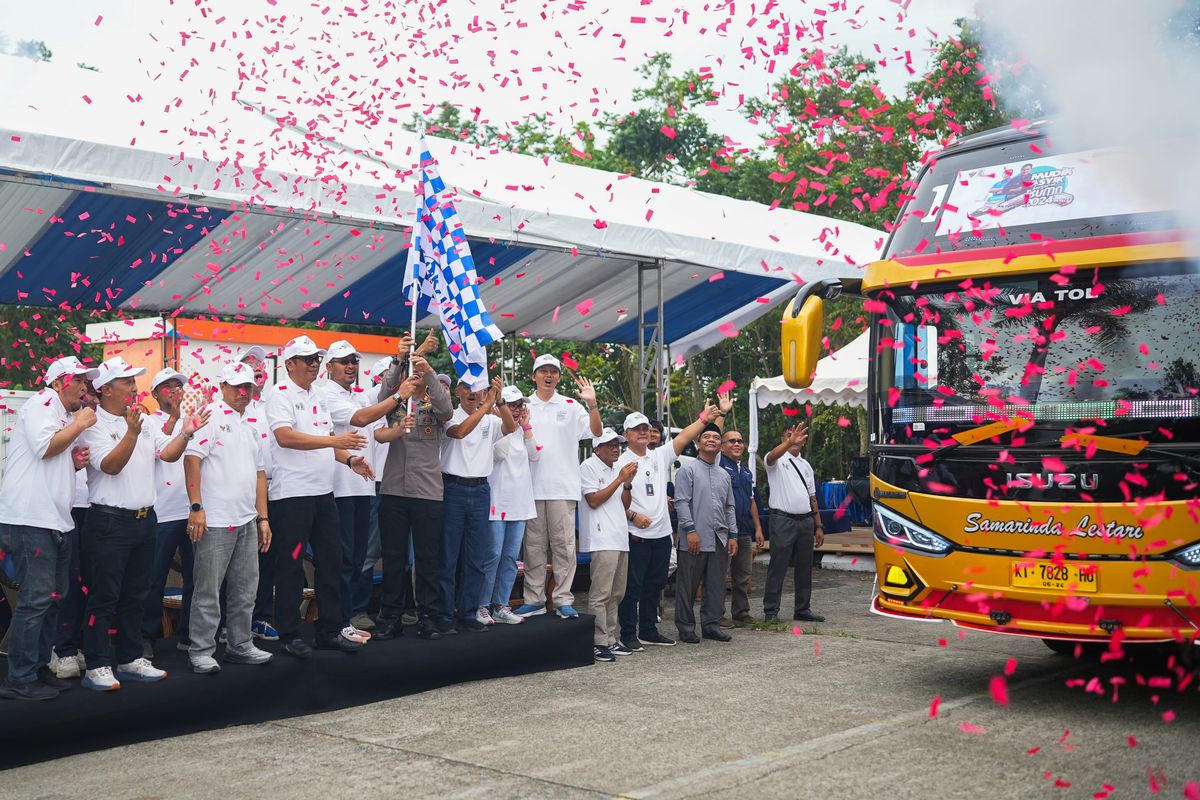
[{"x1": 783, "y1": 122, "x2": 1200, "y2": 653}]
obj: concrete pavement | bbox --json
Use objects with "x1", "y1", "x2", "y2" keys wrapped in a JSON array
[{"x1": 6, "y1": 569, "x2": 1197, "y2": 799}]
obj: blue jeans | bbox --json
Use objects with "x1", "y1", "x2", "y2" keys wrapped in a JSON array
[
  {"x1": 351, "y1": 490, "x2": 382, "y2": 615},
  {"x1": 54, "y1": 508, "x2": 88, "y2": 657},
  {"x1": 336, "y1": 495, "x2": 371, "y2": 626},
  {"x1": 141, "y1": 518, "x2": 193, "y2": 645},
  {"x1": 484, "y1": 519, "x2": 526, "y2": 608},
  {"x1": 437, "y1": 478, "x2": 491, "y2": 622},
  {"x1": 618, "y1": 534, "x2": 672, "y2": 640},
  {"x1": 0, "y1": 524, "x2": 70, "y2": 686}
]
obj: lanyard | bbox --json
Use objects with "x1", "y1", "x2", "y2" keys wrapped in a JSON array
[{"x1": 788, "y1": 457, "x2": 812, "y2": 497}]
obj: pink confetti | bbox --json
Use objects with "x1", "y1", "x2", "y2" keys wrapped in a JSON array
[
  {"x1": 660, "y1": 125, "x2": 676, "y2": 139},
  {"x1": 959, "y1": 721, "x2": 986, "y2": 734},
  {"x1": 716, "y1": 380, "x2": 736, "y2": 395},
  {"x1": 989, "y1": 675, "x2": 1009, "y2": 707},
  {"x1": 929, "y1": 696, "x2": 941, "y2": 718},
  {"x1": 718, "y1": 322, "x2": 739, "y2": 338},
  {"x1": 575, "y1": 299, "x2": 593, "y2": 316},
  {"x1": 94, "y1": 14, "x2": 103, "y2": 25}
]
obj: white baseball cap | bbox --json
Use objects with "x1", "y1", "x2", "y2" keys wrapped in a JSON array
[
  {"x1": 237, "y1": 345, "x2": 267, "y2": 364},
  {"x1": 592, "y1": 427, "x2": 620, "y2": 447},
  {"x1": 281, "y1": 335, "x2": 325, "y2": 361},
  {"x1": 457, "y1": 374, "x2": 489, "y2": 392},
  {"x1": 151, "y1": 368, "x2": 188, "y2": 391},
  {"x1": 219, "y1": 361, "x2": 257, "y2": 386},
  {"x1": 325, "y1": 339, "x2": 357, "y2": 361},
  {"x1": 623, "y1": 411, "x2": 651, "y2": 432},
  {"x1": 44, "y1": 356, "x2": 99, "y2": 386},
  {"x1": 369, "y1": 356, "x2": 393, "y2": 382},
  {"x1": 92, "y1": 356, "x2": 146, "y2": 390},
  {"x1": 532, "y1": 354, "x2": 562, "y2": 372},
  {"x1": 500, "y1": 385, "x2": 526, "y2": 404}
]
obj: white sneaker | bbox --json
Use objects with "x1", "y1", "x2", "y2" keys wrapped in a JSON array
[
  {"x1": 55, "y1": 653, "x2": 82, "y2": 679},
  {"x1": 82, "y1": 666, "x2": 121, "y2": 692},
  {"x1": 115, "y1": 657, "x2": 168, "y2": 683},
  {"x1": 475, "y1": 607, "x2": 496, "y2": 626},
  {"x1": 491, "y1": 605, "x2": 525, "y2": 625},
  {"x1": 341, "y1": 625, "x2": 371, "y2": 644},
  {"x1": 190, "y1": 656, "x2": 221, "y2": 674},
  {"x1": 225, "y1": 645, "x2": 273, "y2": 665}
]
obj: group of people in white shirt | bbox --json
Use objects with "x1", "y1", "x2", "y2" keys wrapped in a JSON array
[{"x1": 0, "y1": 330, "x2": 825, "y2": 699}]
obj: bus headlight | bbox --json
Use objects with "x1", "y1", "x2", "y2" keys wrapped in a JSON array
[
  {"x1": 873, "y1": 506, "x2": 954, "y2": 556},
  {"x1": 1172, "y1": 542, "x2": 1200, "y2": 569}
]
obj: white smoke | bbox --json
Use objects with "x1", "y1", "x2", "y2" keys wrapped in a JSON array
[{"x1": 980, "y1": 0, "x2": 1200, "y2": 250}]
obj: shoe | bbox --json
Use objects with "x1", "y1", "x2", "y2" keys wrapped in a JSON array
[
  {"x1": 733, "y1": 614, "x2": 757, "y2": 623},
  {"x1": 638, "y1": 630, "x2": 676, "y2": 647},
  {"x1": 54, "y1": 654, "x2": 82, "y2": 680},
  {"x1": 374, "y1": 616, "x2": 404, "y2": 640},
  {"x1": 703, "y1": 629, "x2": 733, "y2": 642},
  {"x1": 282, "y1": 638, "x2": 313, "y2": 658},
  {"x1": 610, "y1": 641, "x2": 634, "y2": 656},
  {"x1": 225, "y1": 645, "x2": 273, "y2": 665},
  {"x1": 341, "y1": 625, "x2": 371, "y2": 644},
  {"x1": 82, "y1": 666, "x2": 122, "y2": 692},
  {"x1": 593, "y1": 645, "x2": 616, "y2": 662},
  {"x1": 718, "y1": 617, "x2": 735, "y2": 629},
  {"x1": 475, "y1": 606, "x2": 496, "y2": 626},
  {"x1": 116, "y1": 658, "x2": 168, "y2": 683},
  {"x1": 218, "y1": 628, "x2": 228, "y2": 644},
  {"x1": 349, "y1": 613, "x2": 376, "y2": 631},
  {"x1": 434, "y1": 619, "x2": 459, "y2": 636},
  {"x1": 678, "y1": 631, "x2": 701, "y2": 644},
  {"x1": 401, "y1": 611, "x2": 419, "y2": 625},
  {"x1": 37, "y1": 666, "x2": 72, "y2": 691},
  {"x1": 251, "y1": 619, "x2": 280, "y2": 641},
  {"x1": 793, "y1": 612, "x2": 826, "y2": 622},
  {"x1": 142, "y1": 642, "x2": 155, "y2": 660},
  {"x1": 620, "y1": 638, "x2": 644, "y2": 653},
  {"x1": 513, "y1": 603, "x2": 547, "y2": 617},
  {"x1": 176, "y1": 640, "x2": 191, "y2": 653},
  {"x1": 0, "y1": 680, "x2": 59, "y2": 701},
  {"x1": 457, "y1": 617, "x2": 488, "y2": 632},
  {"x1": 416, "y1": 620, "x2": 442, "y2": 641},
  {"x1": 314, "y1": 635, "x2": 362, "y2": 653},
  {"x1": 190, "y1": 656, "x2": 222, "y2": 674},
  {"x1": 491, "y1": 605, "x2": 525, "y2": 625},
  {"x1": 555, "y1": 605, "x2": 580, "y2": 619}
]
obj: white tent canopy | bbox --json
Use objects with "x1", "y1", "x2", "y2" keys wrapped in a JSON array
[{"x1": 747, "y1": 331, "x2": 871, "y2": 459}]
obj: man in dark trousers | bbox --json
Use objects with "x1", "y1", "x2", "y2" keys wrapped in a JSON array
[
  {"x1": 762, "y1": 424, "x2": 826, "y2": 623},
  {"x1": 718, "y1": 429, "x2": 765, "y2": 624},
  {"x1": 673, "y1": 424, "x2": 738, "y2": 643}
]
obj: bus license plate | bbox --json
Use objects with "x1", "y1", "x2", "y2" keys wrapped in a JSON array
[{"x1": 1012, "y1": 562, "x2": 1098, "y2": 593}]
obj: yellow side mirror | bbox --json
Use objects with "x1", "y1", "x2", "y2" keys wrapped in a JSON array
[{"x1": 782, "y1": 293, "x2": 824, "y2": 389}]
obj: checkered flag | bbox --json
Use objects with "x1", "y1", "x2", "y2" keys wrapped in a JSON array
[{"x1": 403, "y1": 134, "x2": 502, "y2": 389}]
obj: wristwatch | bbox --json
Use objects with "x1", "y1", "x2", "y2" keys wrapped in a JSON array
[
  {"x1": 190, "y1": 502, "x2": 204, "y2": 512},
  {"x1": 256, "y1": 516, "x2": 269, "y2": 524}
]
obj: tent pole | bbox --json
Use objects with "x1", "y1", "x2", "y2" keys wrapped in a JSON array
[
  {"x1": 656, "y1": 258, "x2": 665, "y2": 424},
  {"x1": 748, "y1": 385, "x2": 759, "y2": 486}
]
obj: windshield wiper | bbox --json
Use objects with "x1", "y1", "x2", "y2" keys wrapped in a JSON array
[{"x1": 918, "y1": 417, "x2": 1033, "y2": 465}]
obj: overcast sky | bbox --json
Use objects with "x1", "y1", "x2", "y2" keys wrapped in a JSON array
[{"x1": 2, "y1": 0, "x2": 976, "y2": 148}]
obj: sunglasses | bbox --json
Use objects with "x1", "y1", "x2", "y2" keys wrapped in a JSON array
[
  {"x1": 725, "y1": 438, "x2": 744, "y2": 445},
  {"x1": 291, "y1": 354, "x2": 322, "y2": 365},
  {"x1": 330, "y1": 357, "x2": 360, "y2": 366}
]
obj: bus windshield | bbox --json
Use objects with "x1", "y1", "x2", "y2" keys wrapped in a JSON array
[{"x1": 873, "y1": 260, "x2": 1200, "y2": 445}]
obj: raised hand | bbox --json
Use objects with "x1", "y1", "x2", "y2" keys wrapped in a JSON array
[
  {"x1": 576, "y1": 376, "x2": 597, "y2": 406},
  {"x1": 416, "y1": 329, "x2": 440, "y2": 356},
  {"x1": 787, "y1": 424, "x2": 809, "y2": 448},
  {"x1": 396, "y1": 334, "x2": 415, "y2": 357},
  {"x1": 183, "y1": 406, "x2": 211, "y2": 436},
  {"x1": 73, "y1": 406, "x2": 97, "y2": 430},
  {"x1": 398, "y1": 374, "x2": 424, "y2": 399},
  {"x1": 484, "y1": 377, "x2": 503, "y2": 409},
  {"x1": 515, "y1": 405, "x2": 530, "y2": 427},
  {"x1": 699, "y1": 401, "x2": 719, "y2": 423},
  {"x1": 409, "y1": 355, "x2": 431, "y2": 376},
  {"x1": 125, "y1": 405, "x2": 144, "y2": 435},
  {"x1": 332, "y1": 430, "x2": 368, "y2": 450},
  {"x1": 717, "y1": 390, "x2": 733, "y2": 415}
]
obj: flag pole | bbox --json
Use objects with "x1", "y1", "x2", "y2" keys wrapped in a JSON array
[{"x1": 406, "y1": 127, "x2": 427, "y2": 416}]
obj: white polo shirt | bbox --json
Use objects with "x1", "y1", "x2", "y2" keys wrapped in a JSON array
[
  {"x1": 150, "y1": 410, "x2": 189, "y2": 522},
  {"x1": 73, "y1": 469, "x2": 89, "y2": 509},
  {"x1": 185, "y1": 400, "x2": 264, "y2": 528},
  {"x1": 441, "y1": 406, "x2": 504, "y2": 479},
  {"x1": 84, "y1": 406, "x2": 176, "y2": 510},
  {"x1": 245, "y1": 398, "x2": 272, "y2": 480},
  {"x1": 616, "y1": 444, "x2": 677, "y2": 540},
  {"x1": 578, "y1": 454, "x2": 629, "y2": 552},
  {"x1": 265, "y1": 378, "x2": 335, "y2": 501},
  {"x1": 324, "y1": 381, "x2": 374, "y2": 499},
  {"x1": 765, "y1": 452, "x2": 816, "y2": 514},
  {"x1": 0, "y1": 389, "x2": 78, "y2": 532},
  {"x1": 489, "y1": 431, "x2": 537, "y2": 521},
  {"x1": 527, "y1": 392, "x2": 592, "y2": 500}
]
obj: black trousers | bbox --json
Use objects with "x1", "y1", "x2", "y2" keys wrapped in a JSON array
[
  {"x1": 54, "y1": 508, "x2": 89, "y2": 657},
  {"x1": 675, "y1": 546, "x2": 729, "y2": 636},
  {"x1": 269, "y1": 494, "x2": 342, "y2": 641},
  {"x1": 378, "y1": 494, "x2": 443, "y2": 621},
  {"x1": 81, "y1": 507, "x2": 157, "y2": 668},
  {"x1": 762, "y1": 512, "x2": 816, "y2": 618}
]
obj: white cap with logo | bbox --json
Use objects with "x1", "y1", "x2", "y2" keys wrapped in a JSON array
[
  {"x1": 532, "y1": 354, "x2": 562, "y2": 372},
  {"x1": 237, "y1": 345, "x2": 267, "y2": 365},
  {"x1": 281, "y1": 335, "x2": 326, "y2": 361},
  {"x1": 151, "y1": 368, "x2": 188, "y2": 391},
  {"x1": 622, "y1": 411, "x2": 651, "y2": 432},
  {"x1": 500, "y1": 385, "x2": 526, "y2": 404},
  {"x1": 220, "y1": 361, "x2": 257, "y2": 386},
  {"x1": 92, "y1": 356, "x2": 147, "y2": 390},
  {"x1": 369, "y1": 356, "x2": 393, "y2": 383},
  {"x1": 325, "y1": 339, "x2": 357, "y2": 361},
  {"x1": 44, "y1": 356, "x2": 98, "y2": 386},
  {"x1": 592, "y1": 427, "x2": 620, "y2": 447}
]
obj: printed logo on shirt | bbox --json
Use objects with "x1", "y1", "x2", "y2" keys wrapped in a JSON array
[{"x1": 556, "y1": 411, "x2": 568, "y2": 422}]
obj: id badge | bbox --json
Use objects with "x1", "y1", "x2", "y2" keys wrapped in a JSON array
[{"x1": 645, "y1": 482, "x2": 655, "y2": 497}]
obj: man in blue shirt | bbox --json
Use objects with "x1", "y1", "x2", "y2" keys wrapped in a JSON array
[{"x1": 718, "y1": 429, "x2": 765, "y2": 623}]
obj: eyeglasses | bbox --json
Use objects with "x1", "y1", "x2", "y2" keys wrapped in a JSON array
[
  {"x1": 725, "y1": 438, "x2": 744, "y2": 445},
  {"x1": 330, "y1": 357, "x2": 360, "y2": 366},
  {"x1": 291, "y1": 354, "x2": 321, "y2": 365}
]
